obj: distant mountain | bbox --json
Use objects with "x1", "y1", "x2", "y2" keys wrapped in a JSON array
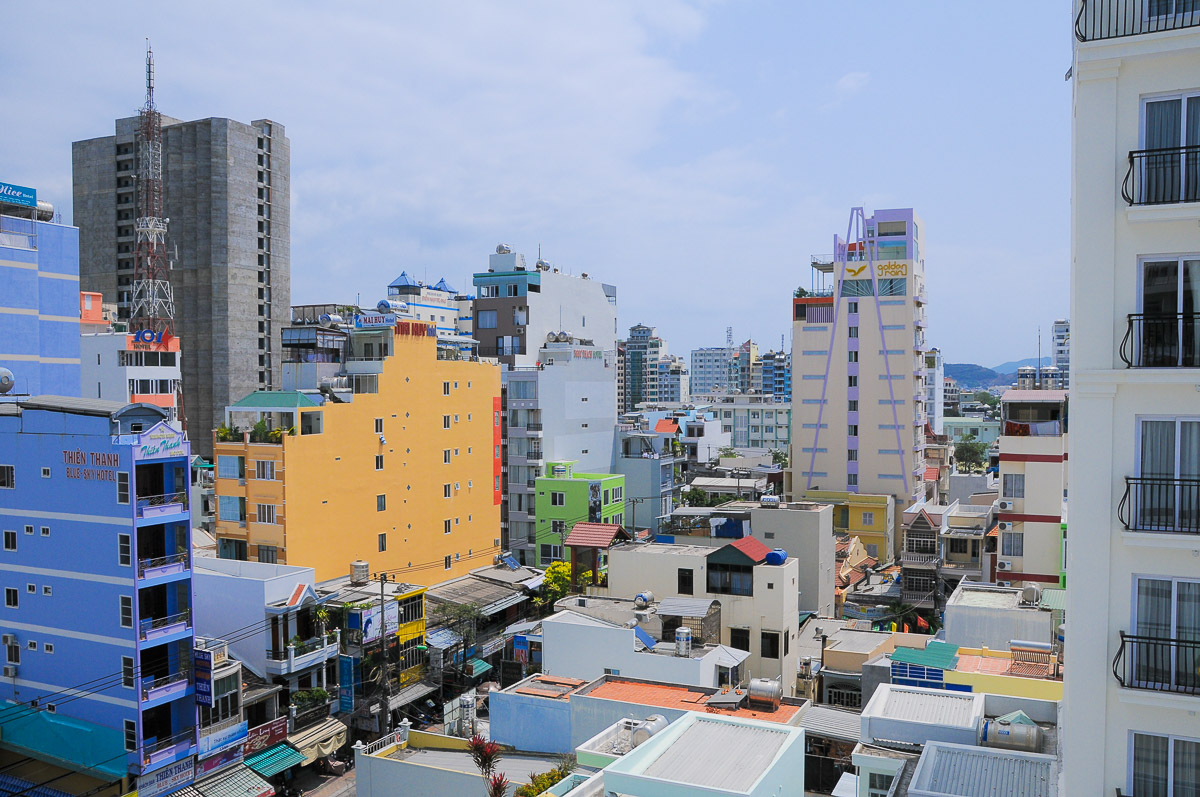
[
  {"x1": 990, "y1": 356, "x2": 1051, "y2": 374},
  {"x1": 945, "y1": 363, "x2": 1005, "y2": 389}
]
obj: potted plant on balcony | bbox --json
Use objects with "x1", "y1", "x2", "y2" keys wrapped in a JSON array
[
  {"x1": 291, "y1": 688, "x2": 330, "y2": 709},
  {"x1": 216, "y1": 423, "x2": 241, "y2": 443}
]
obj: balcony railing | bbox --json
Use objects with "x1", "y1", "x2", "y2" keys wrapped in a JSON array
[
  {"x1": 141, "y1": 727, "x2": 196, "y2": 759},
  {"x1": 526, "y1": 422, "x2": 543, "y2": 432},
  {"x1": 901, "y1": 551, "x2": 940, "y2": 567},
  {"x1": 1118, "y1": 477, "x2": 1200, "y2": 533},
  {"x1": 139, "y1": 610, "x2": 191, "y2": 641},
  {"x1": 266, "y1": 632, "x2": 338, "y2": 660},
  {"x1": 1122, "y1": 145, "x2": 1200, "y2": 206},
  {"x1": 138, "y1": 552, "x2": 189, "y2": 579},
  {"x1": 141, "y1": 668, "x2": 191, "y2": 701},
  {"x1": 1003, "y1": 420, "x2": 1063, "y2": 437},
  {"x1": 1076, "y1": 0, "x2": 1200, "y2": 41},
  {"x1": 1120, "y1": 313, "x2": 1200, "y2": 367},
  {"x1": 1112, "y1": 630, "x2": 1200, "y2": 696},
  {"x1": 136, "y1": 492, "x2": 188, "y2": 518}
]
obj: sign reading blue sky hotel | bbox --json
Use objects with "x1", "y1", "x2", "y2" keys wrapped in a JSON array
[{"x1": 0, "y1": 181, "x2": 36, "y2": 208}]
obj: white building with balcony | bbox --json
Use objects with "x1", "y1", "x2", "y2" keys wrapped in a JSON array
[{"x1": 1068, "y1": 5, "x2": 1200, "y2": 794}]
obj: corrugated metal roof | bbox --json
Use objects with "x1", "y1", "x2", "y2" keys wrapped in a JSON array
[
  {"x1": 425, "y1": 626, "x2": 463, "y2": 648},
  {"x1": 20, "y1": 395, "x2": 145, "y2": 417},
  {"x1": 797, "y1": 705, "x2": 862, "y2": 743},
  {"x1": 640, "y1": 718, "x2": 789, "y2": 791},
  {"x1": 890, "y1": 641, "x2": 960, "y2": 670},
  {"x1": 229, "y1": 390, "x2": 320, "y2": 409},
  {"x1": 871, "y1": 686, "x2": 981, "y2": 729},
  {"x1": 245, "y1": 743, "x2": 307, "y2": 777},
  {"x1": 1039, "y1": 588, "x2": 1066, "y2": 612},
  {"x1": 911, "y1": 741, "x2": 1057, "y2": 797},
  {"x1": 656, "y1": 597, "x2": 718, "y2": 617}
]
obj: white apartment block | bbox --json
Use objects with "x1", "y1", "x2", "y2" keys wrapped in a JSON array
[
  {"x1": 790, "y1": 208, "x2": 929, "y2": 507},
  {"x1": 693, "y1": 392, "x2": 791, "y2": 452},
  {"x1": 79, "y1": 331, "x2": 183, "y2": 425},
  {"x1": 690, "y1": 346, "x2": 732, "y2": 395},
  {"x1": 619, "y1": 324, "x2": 669, "y2": 412},
  {"x1": 1052, "y1": 318, "x2": 1070, "y2": 389},
  {"x1": 1067, "y1": 6, "x2": 1200, "y2": 795},
  {"x1": 924, "y1": 348, "x2": 945, "y2": 435}
]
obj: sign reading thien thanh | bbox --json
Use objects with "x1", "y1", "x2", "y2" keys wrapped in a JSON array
[
  {"x1": 0, "y1": 182, "x2": 36, "y2": 209},
  {"x1": 134, "y1": 424, "x2": 186, "y2": 461}
]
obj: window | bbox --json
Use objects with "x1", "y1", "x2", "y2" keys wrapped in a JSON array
[
  {"x1": 443, "y1": 381, "x2": 451, "y2": 396},
  {"x1": 43, "y1": 643, "x2": 52, "y2": 654},
  {"x1": 300, "y1": 412, "x2": 323, "y2": 435},
  {"x1": 444, "y1": 484, "x2": 452, "y2": 498},
  {"x1": 124, "y1": 720, "x2": 137, "y2": 752},
  {"x1": 444, "y1": 449, "x2": 452, "y2": 464},
  {"x1": 444, "y1": 555, "x2": 452, "y2": 570},
  {"x1": 217, "y1": 456, "x2": 245, "y2": 480},
  {"x1": 879, "y1": 277, "x2": 907, "y2": 296},
  {"x1": 507, "y1": 284, "x2": 519, "y2": 297},
  {"x1": 0, "y1": 465, "x2": 13, "y2": 489},
  {"x1": 1132, "y1": 577, "x2": 1200, "y2": 689},
  {"x1": 848, "y1": 375, "x2": 858, "y2": 388},
  {"x1": 25, "y1": 583, "x2": 34, "y2": 594},
  {"x1": 848, "y1": 449, "x2": 858, "y2": 461},
  {"x1": 613, "y1": 486, "x2": 623, "y2": 501},
  {"x1": 1001, "y1": 531, "x2": 1024, "y2": 557},
  {"x1": 1131, "y1": 732, "x2": 1200, "y2": 797},
  {"x1": 730, "y1": 628, "x2": 750, "y2": 652},
  {"x1": 1002, "y1": 473, "x2": 1025, "y2": 498},
  {"x1": 3, "y1": 531, "x2": 14, "y2": 551},
  {"x1": 256, "y1": 504, "x2": 276, "y2": 524},
  {"x1": 848, "y1": 301, "x2": 858, "y2": 313},
  {"x1": 678, "y1": 568, "x2": 694, "y2": 595},
  {"x1": 122, "y1": 656, "x2": 134, "y2": 688},
  {"x1": 551, "y1": 520, "x2": 566, "y2": 537},
  {"x1": 949, "y1": 538, "x2": 969, "y2": 555},
  {"x1": 117, "y1": 471, "x2": 129, "y2": 504},
  {"x1": 848, "y1": 425, "x2": 859, "y2": 436},
  {"x1": 374, "y1": 418, "x2": 385, "y2": 435},
  {"x1": 377, "y1": 494, "x2": 386, "y2": 512},
  {"x1": 761, "y1": 631, "x2": 780, "y2": 659},
  {"x1": 848, "y1": 326, "x2": 859, "y2": 339},
  {"x1": 257, "y1": 546, "x2": 278, "y2": 563},
  {"x1": 708, "y1": 562, "x2": 753, "y2": 596},
  {"x1": 1141, "y1": 94, "x2": 1200, "y2": 204},
  {"x1": 551, "y1": 492, "x2": 565, "y2": 507},
  {"x1": 454, "y1": 415, "x2": 459, "y2": 423},
  {"x1": 218, "y1": 496, "x2": 246, "y2": 522},
  {"x1": 539, "y1": 544, "x2": 563, "y2": 562},
  {"x1": 443, "y1": 415, "x2": 451, "y2": 429},
  {"x1": 39, "y1": 526, "x2": 48, "y2": 537},
  {"x1": 4, "y1": 588, "x2": 16, "y2": 608},
  {"x1": 848, "y1": 400, "x2": 858, "y2": 412},
  {"x1": 848, "y1": 474, "x2": 858, "y2": 486},
  {"x1": 255, "y1": 460, "x2": 276, "y2": 480},
  {"x1": 119, "y1": 595, "x2": 132, "y2": 627},
  {"x1": 861, "y1": 511, "x2": 875, "y2": 526},
  {"x1": 378, "y1": 533, "x2": 387, "y2": 552},
  {"x1": 477, "y1": 309, "x2": 497, "y2": 329},
  {"x1": 444, "y1": 519, "x2": 452, "y2": 535},
  {"x1": 42, "y1": 586, "x2": 51, "y2": 596}
]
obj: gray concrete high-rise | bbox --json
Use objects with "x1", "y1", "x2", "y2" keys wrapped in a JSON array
[{"x1": 73, "y1": 115, "x2": 290, "y2": 457}]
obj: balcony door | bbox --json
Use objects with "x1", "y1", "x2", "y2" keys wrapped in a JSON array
[
  {"x1": 1142, "y1": 95, "x2": 1200, "y2": 204},
  {"x1": 1137, "y1": 418, "x2": 1200, "y2": 530},
  {"x1": 1139, "y1": 258, "x2": 1200, "y2": 366},
  {"x1": 1133, "y1": 577, "x2": 1200, "y2": 691}
]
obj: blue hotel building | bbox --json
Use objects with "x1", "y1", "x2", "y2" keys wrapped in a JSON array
[
  {"x1": 0, "y1": 396, "x2": 196, "y2": 795},
  {"x1": 0, "y1": 183, "x2": 83, "y2": 397}
]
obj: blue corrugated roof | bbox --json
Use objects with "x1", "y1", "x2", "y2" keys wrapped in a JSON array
[
  {"x1": 0, "y1": 701, "x2": 126, "y2": 779},
  {"x1": 244, "y1": 743, "x2": 307, "y2": 777},
  {"x1": 388, "y1": 271, "x2": 419, "y2": 288}
]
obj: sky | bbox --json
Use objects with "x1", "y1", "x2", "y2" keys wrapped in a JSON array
[{"x1": 2, "y1": 1, "x2": 1071, "y2": 368}]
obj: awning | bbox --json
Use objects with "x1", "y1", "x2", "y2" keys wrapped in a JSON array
[
  {"x1": 388, "y1": 681, "x2": 439, "y2": 711},
  {"x1": 425, "y1": 626, "x2": 463, "y2": 649},
  {"x1": 465, "y1": 658, "x2": 493, "y2": 678},
  {"x1": 194, "y1": 764, "x2": 274, "y2": 797},
  {"x1": 244, "y1": 743, "x2": 307, "y2": 778},
  {"x1": 287, "y1": 717, "x2": 348, "y2": 767}
]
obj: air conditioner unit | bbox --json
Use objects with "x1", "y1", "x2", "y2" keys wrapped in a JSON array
[
  {"x1": 996, "y1": 580, "x2": 1012, "y2": 588},
  {"x1": 998, "y1": 521, "x2": 1012, "y2": 532},
  {"x1": 2, "y1": 665, "x2": 16, "y2": 678},
  {"x1": 1, "y1": 634, "x2": 15, "y2": 646},
  {"x1": 997, "y1": 560, "x2": 1012, "y2": 571},
  {"x1": 998, "y1": 500, "x2": 1014, "y2": 511}
]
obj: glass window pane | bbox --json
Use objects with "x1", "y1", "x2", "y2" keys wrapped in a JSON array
[{"x1": 1132, "y1": 733, "x2": 1169, "y2": 797}]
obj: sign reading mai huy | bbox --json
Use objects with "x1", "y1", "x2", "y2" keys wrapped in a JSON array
[{"x1": 134, "y1": 423, "x2": 186, "y2": 461}]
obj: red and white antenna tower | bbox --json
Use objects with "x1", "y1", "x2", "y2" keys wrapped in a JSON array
[{"x1": 130, "y1": 43, "x2": 175, "y2": 336}]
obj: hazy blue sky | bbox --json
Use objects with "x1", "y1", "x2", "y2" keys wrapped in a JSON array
[{"x1": 3, "y1": 2, "x2": 1071, "y2": 367}]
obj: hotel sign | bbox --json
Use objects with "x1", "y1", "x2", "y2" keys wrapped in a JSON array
[
  {"x1": 134, "y1": 424, "x2": 185, "y2": 461},
  {"x1": 61, "y1": 450, "x2": 119, "y2": 482},
  {"x1": 876, "y1": 262, "x2": 908, "y2": 277},
  {"x1": 354, "y1": 313, "x2": 396, "y2": 329},
  {"x1": 139, "y1": 757, "x2": 194, "y2": 797},
  {"x1": 0, "y1": 181, "x2": 36, "y2": 209},
  {"x1": 197, "y1": 720, "x2": 248, "y2": 757}
]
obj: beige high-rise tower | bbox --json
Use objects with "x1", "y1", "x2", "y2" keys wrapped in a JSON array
[{"x1": 789, "y1": 208, "x2": 929, "y2": 510}]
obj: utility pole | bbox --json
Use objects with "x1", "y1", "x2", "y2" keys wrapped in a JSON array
[{"x1": 374, "y1": 573, "x2": 394, "y2": 734}]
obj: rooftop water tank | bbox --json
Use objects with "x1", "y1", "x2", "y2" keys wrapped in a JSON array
[
  {"x1": 634, "y1": 591, "x2": 654, "y2": 609},
  {"x1": 376, "y1": 299, "x2": 407, "y2": 314},
  {"x1": 765, "y1": 548, "x2": 788, "y2": 566},
  {"x1": 631, "y1": 715, "x2": 669, "y2": 747},
  {"x1": 350, "y1": 560, "x2": 369, "y2": 585},
  {"x1": 981, "y1": 718, "x2": 1044, "y2": 752},
  {"x1": 675, "y1": 627, "x2": 692, "y2": 658},
  {"x1": 748, "y1": 678, "x2": 782, "y2": 710}
]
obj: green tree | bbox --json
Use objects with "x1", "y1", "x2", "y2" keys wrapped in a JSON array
[
  {"x1": 769, "y1": 448, "x2": 789, "y2": 468},
  {"x1": 954, "y1": 433, "x2": 987, "y2": 473},
  {"x1": 973, "y1": 391, "x2": 999, "y2": 407},
  {"x1": 716, "y1": 445, "x2": 738, "y2": 460},
  {"x1": 540, "y1": 561, "x2": 573, "y2": 606}
]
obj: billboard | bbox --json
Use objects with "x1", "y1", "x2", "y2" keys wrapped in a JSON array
[
  {"x1": 243, "y1": 717, "x2": 288, "y2": 756},
  {"x1": 354, "y1": 600, "x2": 400, "y2": 644},
  {"x1": 194, "y1": 649, "x2": 213, "y2": 707},
  {"x1": 0, "y1": 182, "x2": 36, "y2": 209},
  {"x1": 197, "y1": 720, "x2": 248, "y2": 757},
  {"x1": 354, "y1": 313, "x2": 396, "y2": 329},
  {"x1": 139, "y1": 757, "x2": 194, "y2": 797},
  {"x1": 338, "y1": 655, "x2": 355, "y2": 714}
]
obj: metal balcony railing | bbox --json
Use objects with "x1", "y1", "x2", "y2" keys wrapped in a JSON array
[
  {"x1": 138, "y1": 552, "x2": 189, "y2": 578},
  {"x1": 1118, "y1": 477, "x2": 1200, "y2": 533},
  {"x1": 141, "y1": 727, "x2": 196, "y2": 756},
  {"x1": 1076, "y1": 0, "x2": 1200, "y2": 41},
  {"x1": 1112, "y1": 630, "x2": 1200, "y2": 696},
  {"x1": 266, "y1": 632, "x2": 338, "y2": 660},
  {"x1": 526, "y1": 422, "x2": 543, "y2": 432},
  {"x1": 139, "y1": 610, "x2": 191, "y2": 640},
  {"x1": 136, "y1": 492, "x2": 188, "y2": 517},
  {"x1": 1120, "y1": 313, "x2": 1200, "y2": 367},
  {"x1": 1122, "y1": 145, "x2": 1200, "y2": 206},
  {"x1": 141, "y1": 668, "x2": 190, "y2": 700}
]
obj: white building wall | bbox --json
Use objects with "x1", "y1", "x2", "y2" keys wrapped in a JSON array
[
  {"x1": 525, "y1": 271, "x2": 618, "y2": 360},
  {"x1": 540, "y1": 615, "x2": 719, "y2": 686},
  {"x1": 1067, "y1": 13, "x2": 1200, "y2": 796},
  {"x1": 746, "y1": 505, "x2": 835, "y2": 617}
]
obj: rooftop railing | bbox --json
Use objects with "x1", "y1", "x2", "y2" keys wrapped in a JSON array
[
  {"x1": 1076, "y1": 0, "x2": 1200, "y2": 41},
  {"x1": 1112, "y1": 630, "x2": 1200, "y2": 696},
  {"x1": 1120, "y1": 313, "x2": 1200, "y2": 367},
  {"x1": 1118, "y1": 476, "x2": 1200, "y2": 533},
  {"x1": 1122, "y1": 145, "x2": 1200, "y2": 206}
]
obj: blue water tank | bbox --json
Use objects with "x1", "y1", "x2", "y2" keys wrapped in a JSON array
[{"x1": 765, "y1": 548, "x2": 788, "y2": 566}]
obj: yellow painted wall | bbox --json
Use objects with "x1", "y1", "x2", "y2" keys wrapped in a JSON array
[
  {"x1": 945, "y1": 669, "x2": 1063, "y2": 701},
  {"x1": 215, "y1": 328, "x2": 501, "y2": 583}
]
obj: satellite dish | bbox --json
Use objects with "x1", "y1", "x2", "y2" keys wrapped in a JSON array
[{"x1": 0, "y1": 368, "x2": 13, "y2": 394}]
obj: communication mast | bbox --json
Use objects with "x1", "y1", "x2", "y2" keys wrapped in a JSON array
[{"x1": 130, "y1": 44, "x2": 175, "y2": 335}]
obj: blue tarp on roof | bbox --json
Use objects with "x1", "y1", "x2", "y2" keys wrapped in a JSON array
[
  {"x1": 388, "y1": 271, "x2": 419, "y2": 288},
  {"x1": 0, "y1": 701, "x2": 126, "y2": 779},
  {"x1": 633, "y1": 626, "x2": 657, "y2": 649}
]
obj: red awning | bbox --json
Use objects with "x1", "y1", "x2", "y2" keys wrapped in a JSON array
[
  {"x1": 564, "y1": 522, "x2": 630, "y2": 548},
  {"x1": 924, "y1": 466, "x2": 940, "y2": 482}
]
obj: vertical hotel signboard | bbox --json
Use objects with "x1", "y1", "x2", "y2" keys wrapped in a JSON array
[
  {"x1": 194, "y1": 648, "x2": 213, "y2": 706},
  {"x1": 0, "y1": 181, "x2": 37, "y2": 209},
  {"x1": 338, "y1": 655, "x2": 355, "y2": 713}
]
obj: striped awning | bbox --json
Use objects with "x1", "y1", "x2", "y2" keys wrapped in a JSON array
[{"x1": 244, "y1": 743, "x2": 306, "y2": 778}]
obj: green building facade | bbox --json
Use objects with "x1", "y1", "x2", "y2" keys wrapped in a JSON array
[{"x1": 534, "y1": 461, "x2": 625, "y2": 566}]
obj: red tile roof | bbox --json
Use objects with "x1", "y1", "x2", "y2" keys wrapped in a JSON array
[
  {"x1": 654, "y1": 418, "x2": 679, "y2": 434},
  {"x1": 564, "y1": 522, "x2": 630, "y2": 549},
  {"x1": 924, "y1": 466, "x2": 940, "y2": 482},
  {"x1": 586, "y1": 680, "x2": 802, "y2": 723},
  {"x1": 727, "y1": 535, "x2": 772, "y2": 563}
]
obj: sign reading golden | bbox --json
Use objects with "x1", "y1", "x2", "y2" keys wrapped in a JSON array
[{"x1": 876, "y1": 261, "x2": 908, "y2": 278}]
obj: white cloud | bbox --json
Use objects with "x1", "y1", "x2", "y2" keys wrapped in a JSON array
[{"x1": 834, "y1": 70, "x2": 870, "y2": 97}]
